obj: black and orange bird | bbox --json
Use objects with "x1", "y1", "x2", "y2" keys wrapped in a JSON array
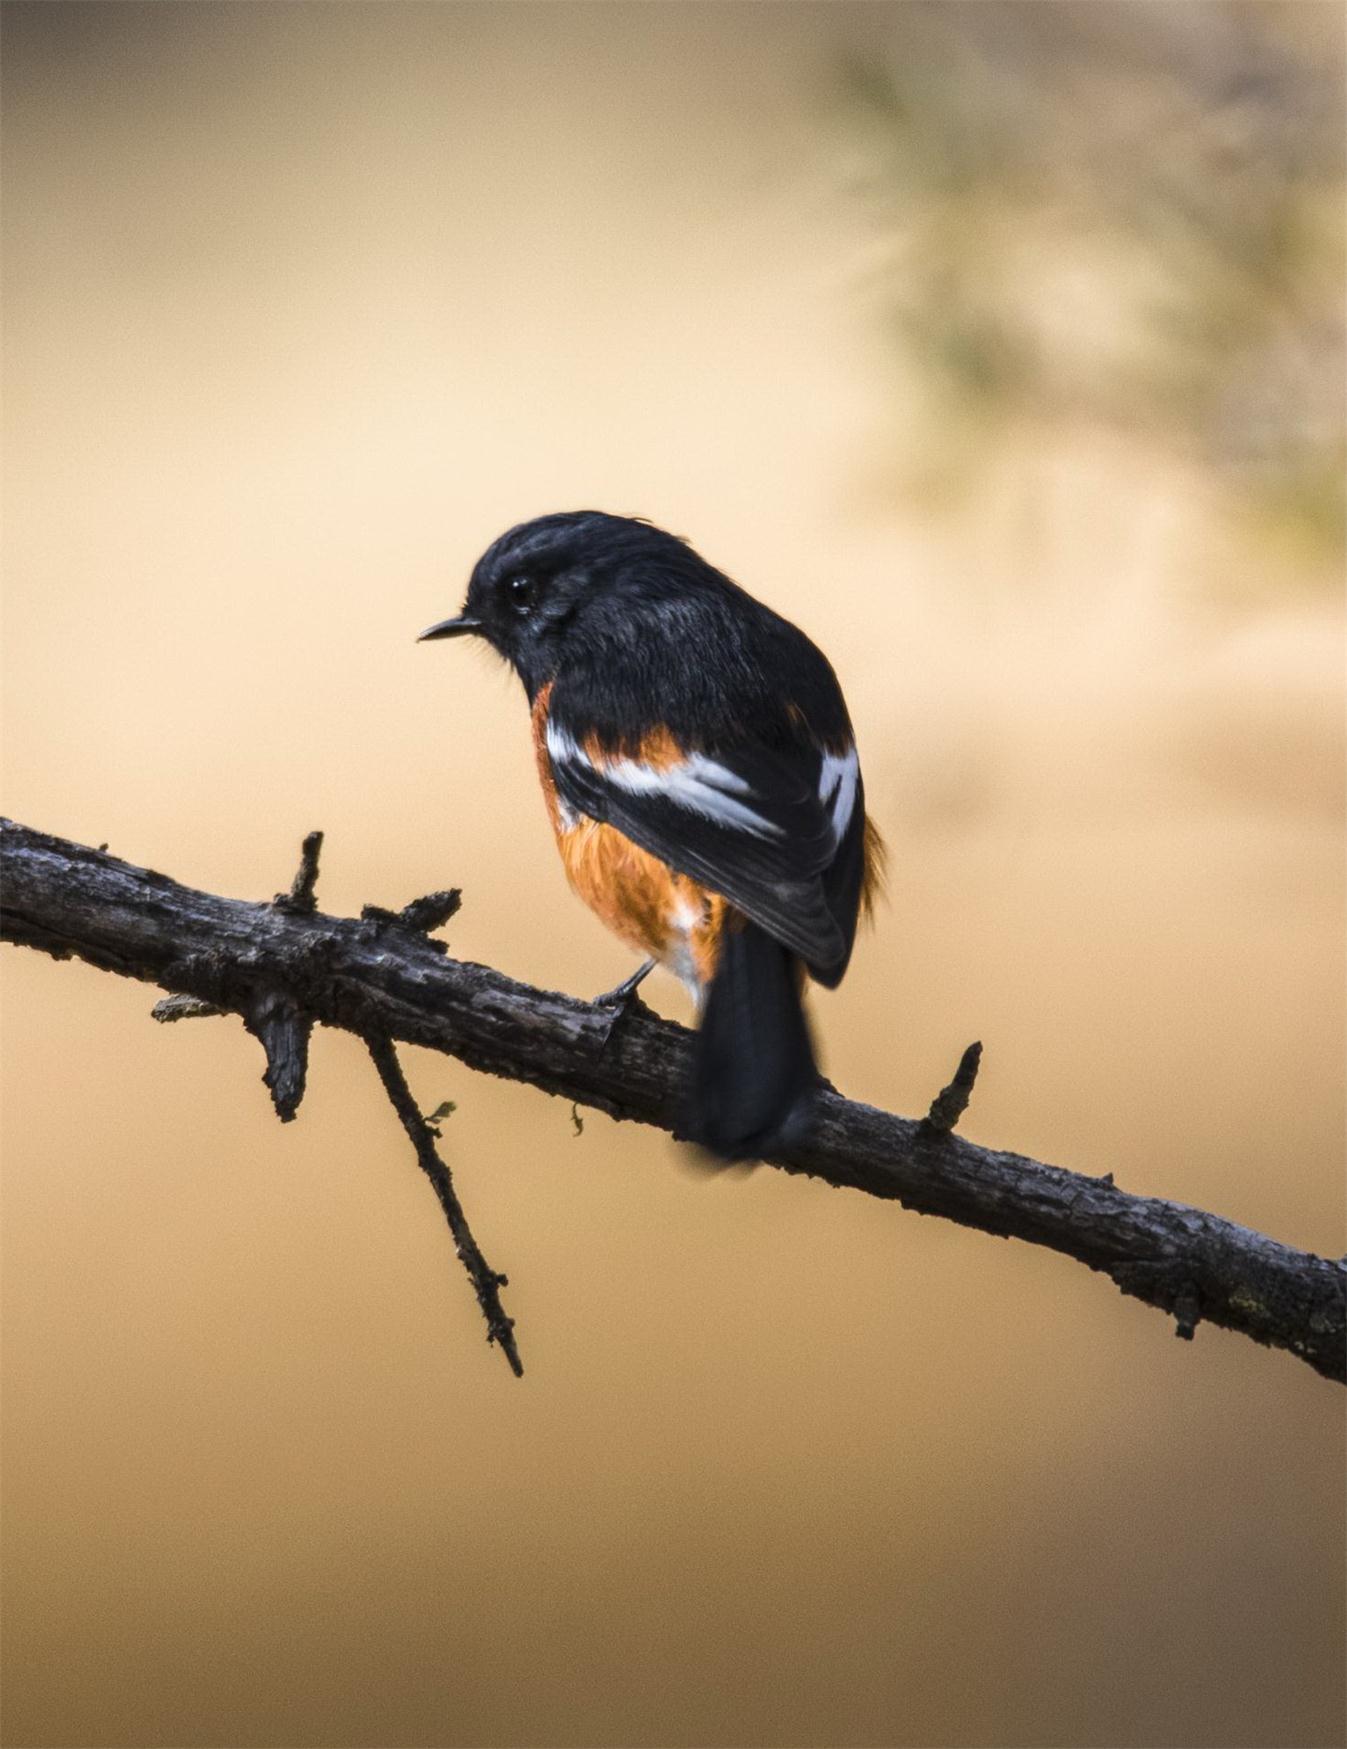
[{"x1": 419, "y1": 511, "x2": 882, "y2": 1160}]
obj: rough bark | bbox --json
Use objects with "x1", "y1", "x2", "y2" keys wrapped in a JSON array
[{"x1": 3, "y1": 817, "x2": 1343, "y2": 1384}]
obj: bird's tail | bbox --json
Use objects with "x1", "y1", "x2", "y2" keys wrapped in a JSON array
[{"x1": 684, "y1": 919, "x2": 819, "y2": 1161}]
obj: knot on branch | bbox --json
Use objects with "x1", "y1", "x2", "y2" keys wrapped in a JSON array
[
  {"x1": 1172, "y1": 1283, "x2": 1202, "y2": 1343},
  {"x1": 1111, "y1": 1259, "x2": 1204, "y2": 1342}
]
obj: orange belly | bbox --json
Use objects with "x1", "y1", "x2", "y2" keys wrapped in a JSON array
[
  {"x1": 561, "y1": 816, "x2": 729, "y2": 991},
  {"x1": 530, "y1": 684, "x2": 883, "y2": 991},
  {"x1": 531, "y1": 685, "x2": 726, "y2": 991}
]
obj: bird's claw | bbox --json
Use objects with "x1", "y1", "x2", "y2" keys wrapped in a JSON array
[{"x1": 592, "y1": 958, "x2": 657, "y2": 1011}]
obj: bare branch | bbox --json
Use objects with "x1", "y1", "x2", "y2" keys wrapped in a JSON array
[
  {"x1": 3, "y1": 817, "x2": 1343, "y2": 1385},
  {"x1": 364, "y1": 1032, "x2": 521, "y2": 1377}
]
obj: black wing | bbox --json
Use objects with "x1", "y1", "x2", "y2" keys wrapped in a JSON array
[{"x1": 545, "y1": 711, "x2": 863, "y2": 982}]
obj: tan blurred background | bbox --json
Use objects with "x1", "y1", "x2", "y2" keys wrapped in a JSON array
[{"x1": 2, "y1": 4, "x2": 1344, "y2": 1746}]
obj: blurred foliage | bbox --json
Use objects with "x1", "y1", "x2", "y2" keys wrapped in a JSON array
[{"x1": 838, "y1": 1, "x2": 1345, "y2": 563}]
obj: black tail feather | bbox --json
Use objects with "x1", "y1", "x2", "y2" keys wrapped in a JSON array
[{"x1": 684, "y1": 922, "x2": 819, "y2": 1161}]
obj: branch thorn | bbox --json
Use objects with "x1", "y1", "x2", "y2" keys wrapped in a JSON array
[
  {"x1": 152, "y1": 994, "x2": 223, "y2": 1023},
  {"x1": 1173, "y1": 1284, "x2": 1202, "y2": 1342},
  {"x1": 360, "y1": 888, "x2": 462, "y2": 946},
  {"x1": 397, "y1": 888, "x2": 462, "y2": 934},
  {"x1": 274, "y1": 830, "x2": 323, "y2": 915},
  {"x1": 924, "y1": 1040, "x2": 983, "y2": 1133},
  {"x1": 246, "y1": 989, "x2": 313, "y2": 1122}
]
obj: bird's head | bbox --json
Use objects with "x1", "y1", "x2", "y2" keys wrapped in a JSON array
[{"x1": 418, "y1": 510, "x2": 701, "y2": 696}]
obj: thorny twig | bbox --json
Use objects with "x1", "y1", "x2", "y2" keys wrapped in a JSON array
[
  {"x1": 924, "y1": 1040, "x2": 983, "y2": 1133},
  {"x1": 274, "y1": 829, "x2": 324, "y2": 914},
  {"x1": 154, "y1": 831, "x2": 516, "y2": 1366},
  {"x1": 365, "y1": 1031, "x2": 522, "y2": 1377}
]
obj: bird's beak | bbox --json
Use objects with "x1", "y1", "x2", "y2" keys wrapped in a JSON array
[{"x1": 417, "y1": 615, "x2": 482, "y2": 643}]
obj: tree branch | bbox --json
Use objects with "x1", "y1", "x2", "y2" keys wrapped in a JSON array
[
  {"x1": 364, "y1": 1030, "x2": 522, "y2": 1377},
  {"x1": 142, "y1": 832, "x2": 518, "y2": 1369},
  {"x1": 2, "y1": 817, "x2": 1342, "y2": 1384}
]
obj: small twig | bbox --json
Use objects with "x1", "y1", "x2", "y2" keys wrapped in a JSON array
[
  {"x1": 397, "y1": 889, "x2": 462, "y2": 934},
  {"x1": 152, "y1": 993, "x2": 223, "y2": 1023},
  {"x1": 360, "y1": 888, "x2": 461, "y2": 947},
  {"x1": 364, "y1": 1031, "x2": 522, "y2": 1378},
  {"x1": 274, "y1": 830, "x2": 323, "y2": 915},
  {"x1": 925, "y1": 1040, "x2": 983, "y2": 1133},
  {"x1": 426, "y1": 1099, "x2": 457, "y2": 1135}
]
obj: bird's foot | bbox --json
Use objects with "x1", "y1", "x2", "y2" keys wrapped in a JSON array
[{"x1": 592, "y1": 958, "x2": 657, "y2": 1012}]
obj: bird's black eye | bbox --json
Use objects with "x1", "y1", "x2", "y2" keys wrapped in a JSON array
[{"x1": 507, "y1": 574, "x2": 537, "y2": 614}]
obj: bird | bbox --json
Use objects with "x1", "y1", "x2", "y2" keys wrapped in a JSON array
[{"x1": 419, "y1": 511, "x2": 883, "y2": 1160}]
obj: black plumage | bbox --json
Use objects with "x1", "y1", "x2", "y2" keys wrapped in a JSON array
[{"x1": 420, "y1": 510, "x2": 877, "y2": 1158}]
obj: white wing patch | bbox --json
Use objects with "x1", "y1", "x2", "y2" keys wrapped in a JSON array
[
  {"x1": 819, "y1": 747, "x2": 859, "y2": 847},
  {"x1": 546, "y1": 721, "x2": 784, "y2": 839}
]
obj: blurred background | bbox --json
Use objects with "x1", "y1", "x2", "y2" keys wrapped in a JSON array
[{"x1": 2, "y1": 4, "x2": 1343, "y2": 1745}]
